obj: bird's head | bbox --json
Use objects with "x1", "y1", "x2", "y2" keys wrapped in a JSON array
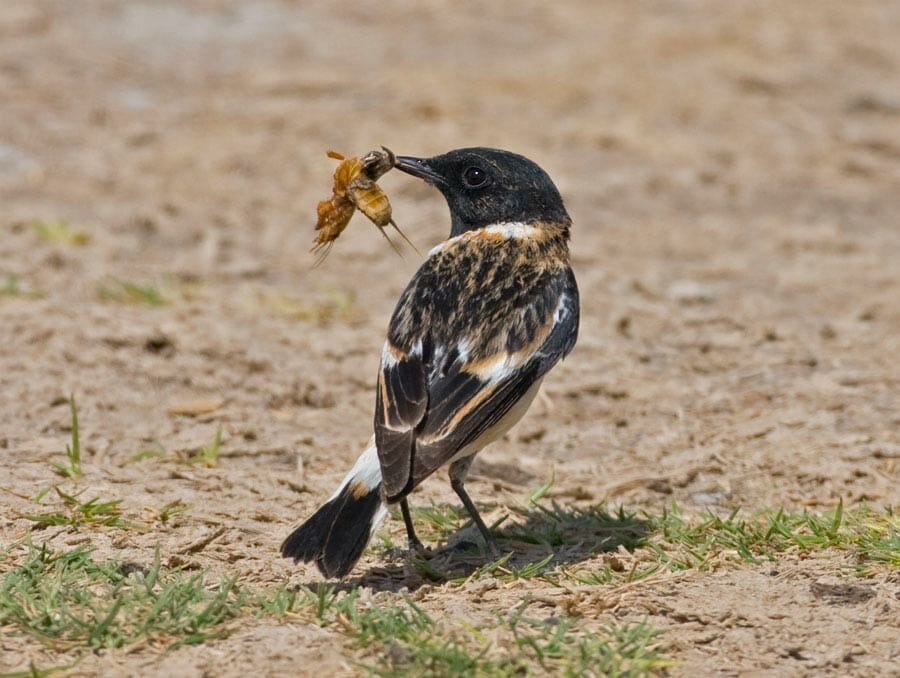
[{"x1": 394, "y1": 147, "x2": 570, "y2": 238}]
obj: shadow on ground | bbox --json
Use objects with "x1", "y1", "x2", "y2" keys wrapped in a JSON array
[{"x1": 299, "y1": 502, "x2": 651, "y2": 593}]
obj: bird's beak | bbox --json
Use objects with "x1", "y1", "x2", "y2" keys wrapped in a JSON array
[{"x1": 394, "y1": 156, "x2": 445, "y2": 185}]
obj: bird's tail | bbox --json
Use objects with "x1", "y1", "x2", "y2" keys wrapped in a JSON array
[{"x1": 280, "y1": 443, "x2": 388, "y2": 579}]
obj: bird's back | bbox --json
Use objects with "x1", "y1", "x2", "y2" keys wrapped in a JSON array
[{"x1": 376, "y1": 221, "x2": 579, "y2": 500}]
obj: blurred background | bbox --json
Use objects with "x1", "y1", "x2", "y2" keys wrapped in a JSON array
[
  {"x1": 1, "y1": 1, "x2": 898, "y2": 673},
  {"x1": 2, "y1": 0, "x2": 899, "y2": 507}
]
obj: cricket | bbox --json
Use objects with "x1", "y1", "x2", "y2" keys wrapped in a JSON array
[{"x1": 312, "y1": 147, "x2": 418, "y2": 265}]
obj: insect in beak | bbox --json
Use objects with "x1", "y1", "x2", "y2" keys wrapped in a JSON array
[
  {"x1": 394, "y1": 156, "x2": 445, "y2": 185},
  {"x1": 311, "y1": 147, "x2": 419, "y2": 267}
]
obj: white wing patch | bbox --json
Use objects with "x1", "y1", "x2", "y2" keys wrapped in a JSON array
[
  {"x1": 465, "y1": 351, "x2": 527, "y2": 383},
  {"x1": 466, "y1": 293, "x2": 572, "y2": 381},
  {"x1": 381, "y1": 339, "x2": 422, "y2": 368},
  {"x1": 553, "y1": 293, "x2": 572, "y2": 324},
  {"x1": 381, "y1": 341, "x2": 400, "y2": 368}
]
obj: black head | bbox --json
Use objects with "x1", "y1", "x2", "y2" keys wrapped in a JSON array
[{"x1": 394, "y1": 147, "x2": 570, "y2": 237}]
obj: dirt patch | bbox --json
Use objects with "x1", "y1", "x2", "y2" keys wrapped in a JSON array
[{"x1": 1, "y1": 1, "x2": 898, "y2": 675}]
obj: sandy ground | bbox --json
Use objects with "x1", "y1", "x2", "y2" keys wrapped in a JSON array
[{"x1": 1, "y1": 0, "x2": 899, "y2": 675}]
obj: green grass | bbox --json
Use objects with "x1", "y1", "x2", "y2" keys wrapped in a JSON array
[
  {"x1": 5, "y1": 481, "x2": 895, "y2": 676},
  {"x1": 0, "y1": 275, "x2": 44, "y2": 300},
  {"x1": 0, "y1": 661, "x2": 78, "y2": 678},
  {"x1": 336, "y1": 498, "x2": 895, "y2": 674},
  {"x1": 190, "y1": 428, "x2": 223, "y2": 468},
  {"x1": 394, "y1": 494, "x2": 897, "y2": 587},
  {"x1": 96, "y1": 277, "x2": 166, "y2": 306},
  {"x1": 459, "y1": 552, "x2": 557, "y2": 583},
  {"x1": 303, "y1": 586, "x2": 669, "y2": 677},
  {"x1": 408, "y1": 502, "x2": 469, "y2": 541},
  {"x1": 647, "y1": 500, "x2": 898, "y2": 573},
  {"x1": 0, "y1": 543, "x2": 298, "y2": 653},
  {"x1": 502, "y1": 502, "x2": 649, "y2": 552},
  {"x1": 1, "y1": 545, "x2": 666, "y2": 677},
  {"x1": 129, "y1": 444, "x2": 168, "y2": 463},
  {"x1": 502, "y1": 608, "x2": 670, "y2": 677},
  {"x1": 155, "y1": 500, "x2": 189, "y2": 524},
  {"x1": 26, "y1": 488, "x2": 130, "y2": 529},
  {"x1": 399, "y1": 485, "x2": 641, "y2": 557},
  {"x1": 22, "y1": 488, "x2": 192, "y2": 533},
  {"x1": 395, "y1": 499, "x2": 651, "y2": 583},
  {"x1": 127, "y1": 431, "x2": 223, "y2": 468},
  {"x1": 533, "y1": 499, "x2": 899, "y2": 585},
  {"x1": 51, "y1": 398, "x2": 82, "y2": 479},
  {"x1": 31, "y1": 220, "x2": 89, "y2": 246},
  {"x1": 253, "y1": 286, "x2": 357, "y2": 323}
]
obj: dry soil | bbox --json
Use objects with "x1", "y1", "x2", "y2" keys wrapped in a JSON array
[{"x1": 1, "y1": 1, "x2": 898, "y2": 676}]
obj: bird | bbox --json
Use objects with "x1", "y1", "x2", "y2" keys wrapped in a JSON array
[{"x1": 281, "y1": 147, "x2": 580, "y2": 578}]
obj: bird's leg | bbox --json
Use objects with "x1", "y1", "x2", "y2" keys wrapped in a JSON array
[
  {"x1": 448, "y1": 457, "x2": 501, "y2": 556},
  {"x1": 399, "y1": 497, "x2": 424, "y2": 552}
]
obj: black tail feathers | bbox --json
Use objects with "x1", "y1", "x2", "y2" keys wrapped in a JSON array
[{"x1": 280, "y1": 483, "x2": 384, "y2": 579}]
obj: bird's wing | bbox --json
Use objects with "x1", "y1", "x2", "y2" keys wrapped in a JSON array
[
  {"x1": 374, "y1": 340, "x2": 428, "y2": 499},
  {"x1": 375, "y1": 264, "x2": 578, "y2": 501}
]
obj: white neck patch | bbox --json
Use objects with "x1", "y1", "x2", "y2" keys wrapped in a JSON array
[
  {"x1": 429, "y1": 222, "x2": 539, "y2": 256},
  {"x1": 481, "y1": 222, "x2": 540, "y2": 238}
]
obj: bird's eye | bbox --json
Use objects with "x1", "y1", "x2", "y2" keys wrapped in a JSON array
[{"x1": 462, "y1": 166, "x2": 489, "y2": 188}]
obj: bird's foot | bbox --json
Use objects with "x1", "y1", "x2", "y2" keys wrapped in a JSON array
[{"x1": 408, "y1": 538, "x2": 434, "y2": 559}]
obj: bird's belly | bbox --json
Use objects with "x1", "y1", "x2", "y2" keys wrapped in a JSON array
[{"x1": 446, "y1": 376, "x2": 544, "y2": 465}]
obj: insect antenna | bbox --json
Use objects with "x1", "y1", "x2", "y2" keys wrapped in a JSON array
[
  {"x1": 375, "y1": 225, "x2": 404, "y2": 259},
  {"x1": 388, "y1": 219, "x2": 421, "y2": 256}
]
